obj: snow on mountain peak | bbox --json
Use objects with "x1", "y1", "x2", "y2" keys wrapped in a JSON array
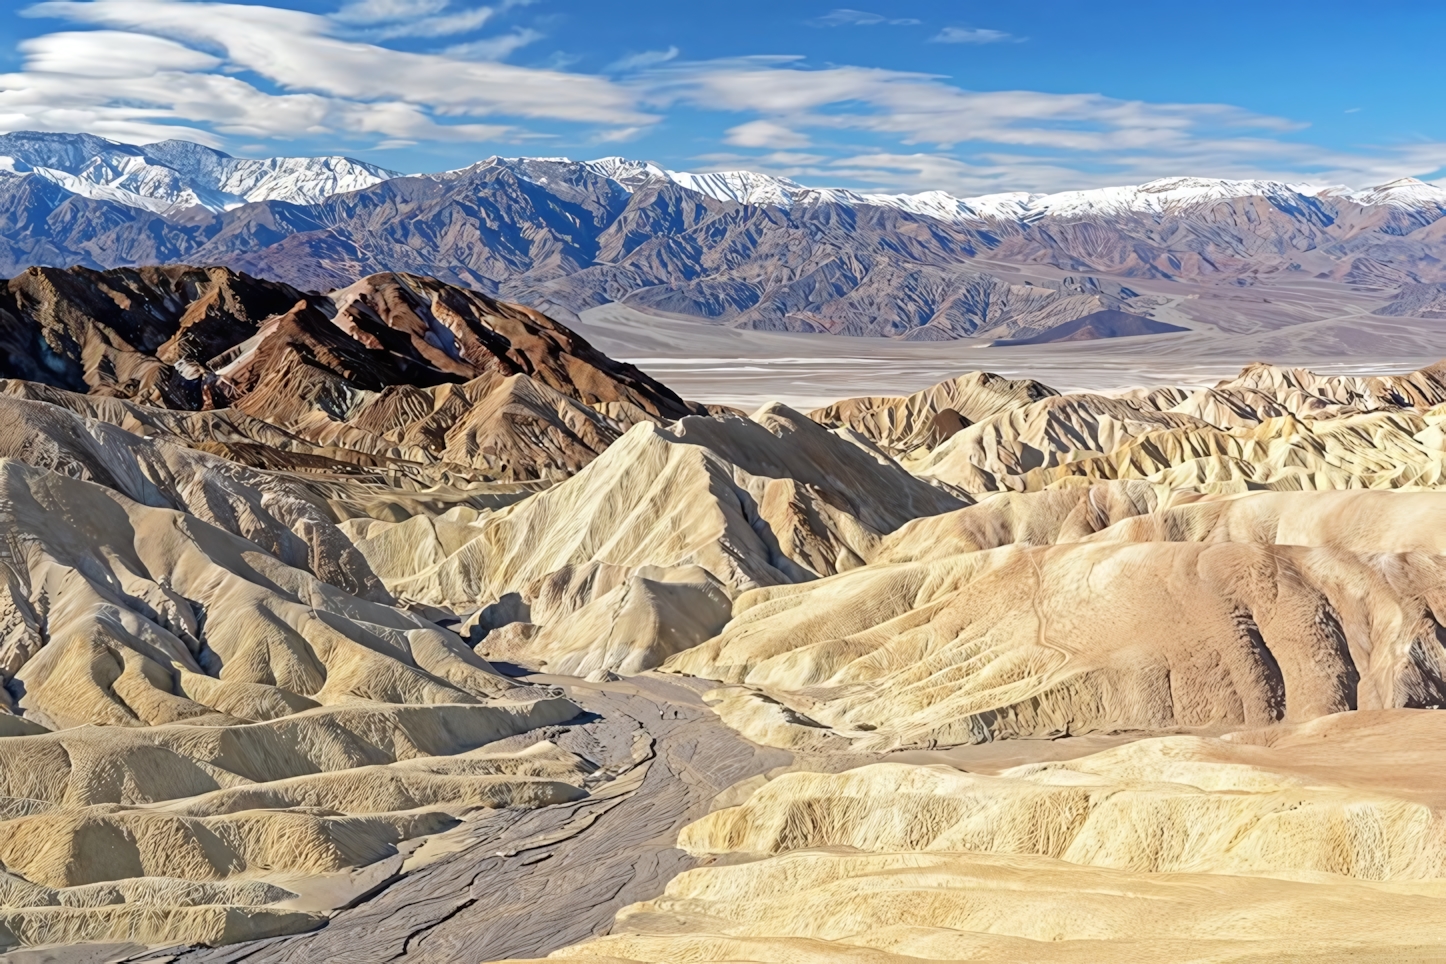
[
  {"x1": 1345, "y1": 177, "x2": 1446, "y2": 210},
  {"x1": 579, "y1": 156, "x2": 669, "y2": 187},
  {"x1": 0, "y1": 131, "x2": 400, "y2": 213},
  {"x1": 548, "y1": 160, "x2": 1365, "y2": 226},
  {"x1": 4, "y1": 133, "x2": 1444, "y2": 236},
  {"x1": 663, "y1": 169, "x2": 806, "y2": 206}
]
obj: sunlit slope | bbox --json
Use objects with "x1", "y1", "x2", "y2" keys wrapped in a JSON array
[{"x1": 508, "y1": 711, "x2": 1446, "y2": 964}]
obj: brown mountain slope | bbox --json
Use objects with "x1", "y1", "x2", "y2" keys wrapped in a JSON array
[{"x1": 0, "y1": 266, "x2": 707, "y2": 483}]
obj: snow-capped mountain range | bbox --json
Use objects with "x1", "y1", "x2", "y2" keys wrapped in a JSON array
[
  {"x1": 455, "y1": 154, "x2": 1446, "y2": 229},
  {"x1": 0, "y1": 132, "x2": 399, "y2": 214},
  {"x1": 3, "y1": 130, "x2": 1446, "y2": 342},
  {"x1": 6, "y1": 131, "x2": 1445, "y2": 228}
]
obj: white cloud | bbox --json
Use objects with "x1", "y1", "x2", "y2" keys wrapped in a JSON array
[
  {"x1": 810, "y1": 9, "x2": 920, "y2": 27},
  {"x1": 4, "y1": 0, "x2": 652, "y2": 148},
  {"x1": 607, "y1": 46, "x2": 680, "y2": 72},
  {"x1": 645, "y1": 60, "x2": 1300, "y2": 154},
  {"x1": 444, "y1": 28, "x2": 541, "y2": 60},
  {"x1": 332, "y1": 0, "x2": 536, "y2": 38},
  {"x1": 366, "y1": 7, "x2": 497, "y2": 39},
  {"x1": 645, "y1": 59, "x2": 1446, "y2": 192},
  {"x1": 333, "y1": 0, "x2": 448, "y2": 24},
  {"x1": 725, "y1": 119, "x2": 812, "y2": 149},
  {"x1": 592, "y1": 125, "x2": 647, "y2": 143},
  {"x1": 931, "y1": 26, "x2": 1014, "y2": 44},
  {"x1": 18, "y1": 29, "x2": 220, "y2": 77}
]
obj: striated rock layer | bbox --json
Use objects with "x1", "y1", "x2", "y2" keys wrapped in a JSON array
[
  {"x1": 9, "y1": 283, "x2": 1446, "y2": 960},
  {"x1": 0, "y1": 274, "x2": 729, "y2": 952},
  {"x1": 505, "y1": 711, "x2": 1446, "y2": 963}
]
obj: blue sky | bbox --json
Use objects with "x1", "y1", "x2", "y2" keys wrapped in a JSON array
[{"x1": 1, "y1": 0, "x2": 1443, "y2": 194}]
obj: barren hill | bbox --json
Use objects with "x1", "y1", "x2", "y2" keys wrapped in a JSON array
[
  {"x1": 3, "y1": 263, "x2": 1446, "y2": 958},
  {"x1": 0, "y1": 265, "x2": 706, "y2": 483}
]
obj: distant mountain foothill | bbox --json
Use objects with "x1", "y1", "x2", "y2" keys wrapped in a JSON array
[{"x1": 2, "y1": 131, "x2": 1446, "y2": 342}]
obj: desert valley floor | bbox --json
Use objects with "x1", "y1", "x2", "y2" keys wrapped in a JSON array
[{"x1": 7, "y1": 266, "x2": 1446, "y2": 962}]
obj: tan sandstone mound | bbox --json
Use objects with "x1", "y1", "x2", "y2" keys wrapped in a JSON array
[
  {"x1": 350, "y1": 403, "x2": 963, "y2": 675},
  {"x1": 505, "y1": 710, "x2": 1446, "y2": 963},
  {"x1": 0, "y1": 701, "x2": 579, "y2": 811},
  {"x1": 0, "y1": 393, "x2": 387, "y2": 600},
  {"x1": 477, "y1": 565, "x2": 734, "y2": 677},
  {"x1": 667, "y1": 535, "x2": 1446, "y2": 749},
  {"x1": 0, "y1": 694, "x2": 581, "y2": 947},
  {"x1": 809, "y1": 371, "x2": 1057, "y2": 461},
  {"x1": 909, "y1": 392, "x2": 1217, "y2": 490},
  {"x1": 0, "y1": 809, "x2": 457, "y2": 889},
  {"x1": 0, "y1": 457, "x2": 531, "y2": 728},
  {"x1": 505, "y1": 852, "x2": 1446, "y2": 963},
  {"x1": 852, "y1": 362, "x2": 1446, "y2": 497},
  {"x1": 874, "y1": 480, "x2": 1163, "y2": 563},
  {"x1": 0, "y1": 423, "x2": 586, "y2": 949},
  {"x1": 874, "y1": 484, "x2": 1446, "y2": 564}
]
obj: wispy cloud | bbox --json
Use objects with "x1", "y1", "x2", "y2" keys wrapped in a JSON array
[
  {"x1": 931, "y1": 26, "x2": 1015, "y2": 44},
  {"x1": 810, "y1": 9, "x2": 920, "y2": 27},
  {"x1": 445, "y1": 28, "x2": 541, "y2": 60},
  {"x1": 724, "y1": 119, "x2": 812, "y2": 149},
  {"x1": 333, "y1": 0, "x2": 536, "y2": 38},
  {"x1": 365, "y1": 7, "x2": 496, "y2": 39},
  {"x1": 645, "y1": 59, "x2": 1301, "y2": 153},
  {"x1": 6, "y1": 0, "x2": 649, "y2": 146},
  {"x1": 4, "y1": 1, "x2": 1443, "y2": 192},
  {"x1": 643, "y1": 58, "x2": 1446, "y2": 192},
  {"x1": 333, "y1": 0, "x2": 443, "y2": 23},
  {"x1": 334, "y1": 0, "x2": 496, "y2": 38},
  {"x1": 607, "y1": 46, "x2": 679, "y2": 72}
]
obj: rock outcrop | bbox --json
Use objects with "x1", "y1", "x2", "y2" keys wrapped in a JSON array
[{"x1": 0, "y1": 266, "x2": 706, "y2": 483}]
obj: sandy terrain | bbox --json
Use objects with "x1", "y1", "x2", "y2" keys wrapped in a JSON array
[{"x1": 6, "y1": 271, "x2": 1446, "y2": 961}]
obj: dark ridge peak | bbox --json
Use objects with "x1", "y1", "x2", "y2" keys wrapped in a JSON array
[{"x1": 0, "y1": 262, "x2": 702, "y2": 423}]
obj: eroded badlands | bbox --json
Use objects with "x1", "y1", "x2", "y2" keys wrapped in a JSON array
[{"x1": 4, "y1": 267, "x2": 1446, "y2": 960}]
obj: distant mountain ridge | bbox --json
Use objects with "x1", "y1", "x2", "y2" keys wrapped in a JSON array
[
  {"x1": 21, "y1": 132, "x2": 1446, "y2": 226},
  {"x1": 3, "y1": 131, "x2": 1446, "y2": 341},
  {"x1": 0, "y1": 131, "x2": 399, "y2": 214},
  {"x1": 544, "y1": 156, "x2": 1446, "y2": 231}
]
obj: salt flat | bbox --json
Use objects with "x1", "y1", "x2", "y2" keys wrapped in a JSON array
[{"x1": 576, "y1": 294, "x2": 1446, "y2": 410}]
